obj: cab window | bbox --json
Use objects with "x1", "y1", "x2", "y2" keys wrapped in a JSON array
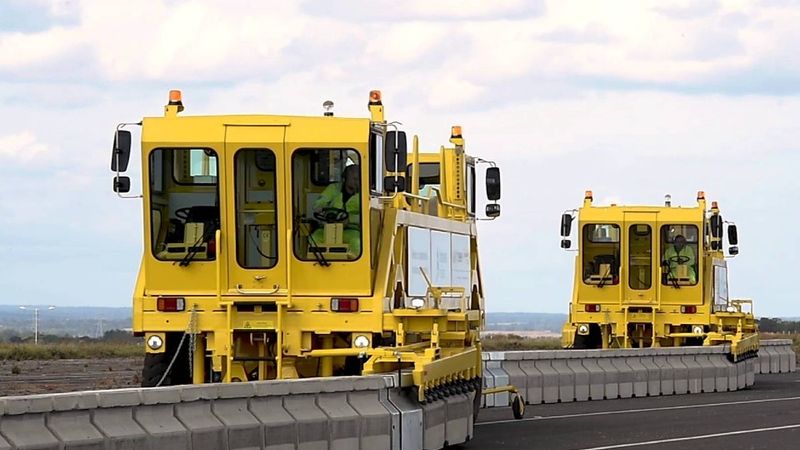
[
  {"x1": 582, "y1": 224, "x2": 620, "y2": 286},
  {"x1": 292, "y1": 149, "x2": 362, "y2": 261},
  {"x1": 149, "y1": 148, "x2": 219, "y2": 262},
  {"x1": 660, "y1": 224, "x2": 699, "y2": 286},
  {"x1": 406, "y1": 162, "x2": 441, "y2": 197},
  {"x1": 628, "y1": 224, "x2": 652, "y2": 290},
  {"x1": 234, "y1": 149, "x2": 278, "y2": 268}
]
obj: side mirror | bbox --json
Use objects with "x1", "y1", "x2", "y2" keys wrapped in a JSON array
[
  {"x1": 560, "y1": 213, "x2": 573, "y2": 237},
  {"x1": 113, "y1": 176, "x2": 131, "y2": 193},
  {"x1": 560, "y1": 239, "x2": 571, "y2": 249},
  {"x1": 486, "y1": 167, "x2": 501, "y2": 201},
  {"x1": 383, "y1": 176, "x2": 406, "y2": 193},
  {"x1": 486, "y1": 203, "x2": 500, "y2": 218},
  {"x1": 728, "y1": 224, "x2": 738, "y2": 245},
  {"x1": 110, "y1": 130, "x2": 132, "y2": 172},
  {"x1": 709, "y1": 214, "x2": 724, "y2": 250},
  {"x1": 729, "y1": 246, "x2": 739, "y2": 256},
  {"x1": 384, "y1": 131, "x2": 407, "y2": 172}
]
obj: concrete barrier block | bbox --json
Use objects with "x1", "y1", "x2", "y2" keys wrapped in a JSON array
[
  {"x1": 709, "y1": 354, "x2": 731, "y2": 392},
  {"x1": 500, "y1": 361, "x2": 528, "y2": 405},
  {"x1": 2, "y1": 396, "x2": 53, "y2": 415},
  {"x1": 682, "y1": 354, "x2": 703, "y2": 394},
  {"x1": 611, "y1": 357, "x2": 633, "y2": 399},
  {"x1": 757, "y1": 348, "x2": 770, "y2": 374},
  {"x1": 482, "y1": 369, "x2": 494, "y2": 408},
  {"x1": 51, "y1": 392, "x2": 99, "y2": 412},
  {"x1": 790, "y1": 347, "x2": 797, "y2": 372},
  {"x1": 551, "y1": 359, "x2": 575, "y2": 403},
  {"x1": 666, "y1": 354, "x2": 689, "y2": 395},
  {"x1": 386, "y1": 389, "x2": 423, "y2": 450},
  {"x1": 212, "y1": 399, "x2": 263, "y2": 450},
  {"x1": 46, "y1": 410, "x2": 105, "y2": 450},
  {"x1": 566, "y1": 359, "x2": 590, "y2": 402},
  {"x1": 91, "y1": 407, "x2": 149, "y2": 449},
  {"x1": 318, "y1": 393, "x2": 360, "y2": 450},
  {"x1": 736, "y1": 360, "x2": 747, "y2": 390},
  {"x1": 134, "y1": 404, "x2": 190, "y2": 450},
  {"x1": 625, "y1": 357, "x2": 648, "y2": 398},
  {"x1": 639, "y1": 356, "x2": 661, "y2": 396},
  {"x1": 0, "y1": 414, "x2": 59, "y2": 449},
  {"x1": 180, "y1": 384, "x2": 220, "y2": 402},
  {"x1": 485, "y1": 362, "x2": 509, "y2": 406},
  {"x1": 695, "y1": 354, "x2": 716, "y2": 393},
  {"x1": 746, "y1": 358, "x2": 755, "y2": 387},
  {"x1": 421, "y1": 400, "x2": 445, "y2": 450},
  {"x1": 779, "y1": 346, "x2": 791, "y2": 373},
  {"x1": 652, "y1": 355, "x2": 674, "y2": 395},
  {"x1": 96, "y1": 389, "x2": 142, "y2": 408},
  {"x1": 443, "y1": 393, "x2": 471, "y2": 446},
  {"x1": 248, "y1": 397, "x2": 296, "y2": 450},
  {"x1": 580, "y1": 357, "x2": 605, "y2": 401},
  {"x1": 284, "y1": 394, "x2": 329, "y2": 450},
  {"x1": 141, "y1": 386, "x2": 182, "y2": 405},
  {"x1": 533, "y1": 356, "x2": 559, "y2": 404},
  {"x1": 597, "y1": 357, "x2": 619, "y2": 400},
  {"x1": 217, "y1": 382, "x2": 257, "y2": 399},
  {"x1": 518, "y1": 361, "x2": 543, "y2": 405},
  {"x1": 175, "y1": 401, "x2": 227, "y2": 450},
  {"x1": 348, "y1": 390, "x2": 393, "y2": 450},
  {"x1": 768, "y1": 346, "x2": 781, "y2": 374},
  {"x1": 0, "y1": 433, "x2": 10, "y2": 450}
]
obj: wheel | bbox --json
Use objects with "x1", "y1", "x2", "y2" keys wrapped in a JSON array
[
  {"x1": 512, "y1": 394, "x2": 525, "y2": 419},
  {"x1": 141, "y1": 334, "x2": 190, "y2": 387}
]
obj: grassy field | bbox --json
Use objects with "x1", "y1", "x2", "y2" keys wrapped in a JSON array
[
  {"x1": 481, "y1": 333, "x2": 561, "y2": 351},
  {"x1": 0, "y1": 342, "x2": 142, "y2": 361}
]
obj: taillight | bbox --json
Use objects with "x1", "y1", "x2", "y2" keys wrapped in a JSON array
[
  {"x1": 585, "y1": 304, "x2": 601, "y2": 313},
  {"x1": 157, "y1": 297, "x2": 185, "y2": 312},
  {"x1": 681, "y1": 305, "x2": 697, "y2": 314},
  {"x1": 331, "y1": 298, "x2": 359, "y2": 312},
  {"x1": 207, "y1": 239, "x2": 216, "y2": 257}
]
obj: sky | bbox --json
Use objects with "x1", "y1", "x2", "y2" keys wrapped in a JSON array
[{"x1": 0, "y1": 0, "x2": 799, "y2": 317}]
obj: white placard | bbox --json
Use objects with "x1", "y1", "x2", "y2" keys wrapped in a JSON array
[
  {"x1": 431, "y1": 230, "x2": 452, "y2": 287},
  {"x1": 451, "y1": 233, "x2": 471, "y2": 292},
  {"x1": 408, "y1": 227, "x2": 431, "y2": 297}
]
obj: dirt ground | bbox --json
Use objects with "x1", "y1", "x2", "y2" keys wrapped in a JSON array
[{"x1": 0, "y1": 357, "x2": 143, "y2": 397}]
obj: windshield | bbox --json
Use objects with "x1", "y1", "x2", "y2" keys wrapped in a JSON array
[
  {"x1": 149, "y1": 148, "x2": 219, "y2": 263},
  {"x1": 582, "y1": 223, "x2": 620, "y2": 286},
  {"x1": 661, "y1": 224, "x2": 699, "y2": 286},
  {"x1": 292, "y1": 148, "x2": 362, "y2": 262}
]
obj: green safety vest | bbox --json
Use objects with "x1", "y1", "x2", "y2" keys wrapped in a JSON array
[
  {"x1": 314, "y1": 182, "x2": 361, "y2": 229},
  {"x1": 663, "y1": 245, "x2": 696, "y2": 282}
]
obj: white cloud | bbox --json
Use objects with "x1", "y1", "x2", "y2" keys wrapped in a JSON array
[{"x1": 0, "y1": 131, "x2": 52, "y2": 163}]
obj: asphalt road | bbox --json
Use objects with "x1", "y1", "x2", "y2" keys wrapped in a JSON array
[{"x1": 470, "y1": 371, "x2": 800, "y2": 450}]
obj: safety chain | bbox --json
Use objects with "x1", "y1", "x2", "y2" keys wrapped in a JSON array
[{"x1": 155, "y1": 306, "x2": 199, "y2": 387}]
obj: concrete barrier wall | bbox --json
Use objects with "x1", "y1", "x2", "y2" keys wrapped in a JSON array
[
  {"x1": 481, "y1": 339, "x2": 795, "y2": 408},
  {"x1": 756, "y1": 339, "x2": 796, "y2": 374},
  {"x1": 0, "y1": 375, "x2": 474, "y2": 450}
]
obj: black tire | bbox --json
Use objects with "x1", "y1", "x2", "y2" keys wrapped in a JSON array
[{"x1": 141, "y1": 333, "x2": 190, "y2": 387}]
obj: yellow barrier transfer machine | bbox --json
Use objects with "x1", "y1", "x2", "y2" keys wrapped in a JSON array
[
  {"x1": 559, "y1": 191, "x2": 758, "y2": 361},
  {"x1": 110, "y1": 90, "x2": 515, "y2": 414}
]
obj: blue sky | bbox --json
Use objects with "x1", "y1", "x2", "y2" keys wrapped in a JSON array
[{"x1": 1, "y1": 0, "x2": 799, "y2": 316}]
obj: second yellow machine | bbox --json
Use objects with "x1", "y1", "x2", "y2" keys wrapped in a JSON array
[
  {"x1": 559, "y1": 191, "x2": 758, "y2": 361},
  {"x1": 110, "y1": 90, "x2": 502, "y2": 406}
]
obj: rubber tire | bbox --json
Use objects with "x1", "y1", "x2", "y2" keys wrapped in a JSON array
[
  {"x1": 141, "y1": 353, "x2": 171, "y2": 387},
  {"x1": 141, "y1": 334, "x2": 190, "y2": 387},
  {"x1": 512, "y1": 394, "x2": 525, "y2": 419}
]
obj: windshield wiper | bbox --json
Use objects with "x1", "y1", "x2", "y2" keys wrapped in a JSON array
[
  {"x1": 177, "y1": 227, "x2": 215, "y2": 267},
  {"x1": 297, "y1": 217, "x2": 330, "y2": 267}
]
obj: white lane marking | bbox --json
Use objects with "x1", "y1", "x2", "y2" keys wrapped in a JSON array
[
  {"x1": 577, "y1": 423, "x2": 800, "y2": 449},
  {"x1": 476, "y1": 395, "x2": 800, "y2": 426}
]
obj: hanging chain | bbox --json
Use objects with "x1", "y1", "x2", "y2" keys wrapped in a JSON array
[{"x1": 188, "y1": 306, "x2": 198, "y2": 379}]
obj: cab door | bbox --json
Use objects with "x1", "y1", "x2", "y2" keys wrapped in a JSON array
[
  {"x1": 224, "y1": 125, "x2": 288, "y2": 294},
  {"x1": 623, "y1": 212, "x2": 657, "y2": 304}
]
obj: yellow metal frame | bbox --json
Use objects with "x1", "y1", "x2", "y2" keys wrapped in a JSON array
[
  {"x1": 561, "y1": 193, "x2": 758, "y2": 361},
  {"x1": 130, "y1": 92, "x2": 488, "y2": 399}
]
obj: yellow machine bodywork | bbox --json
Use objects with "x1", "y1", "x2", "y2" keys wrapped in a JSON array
[
  {"x1": 121, "y1": 92, "x2": 497, "y2": 401},
  {"x1": 559, "y1": 192, "x2": 758, "y2": 361}
]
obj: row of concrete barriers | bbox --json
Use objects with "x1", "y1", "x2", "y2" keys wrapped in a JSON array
[
  {"x1": 482, "y1": 338, "x2": 796, "y2": 407},
  {"x1": 0, "y1": 375, "x2": 474, "y2": 450}
]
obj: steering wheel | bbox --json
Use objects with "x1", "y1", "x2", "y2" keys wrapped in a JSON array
[
  {"x1": 314, "y1": 207, "x2": 349, "y2": 223},
  {"x1": 668, "y1": 255, "x2": 691, "y2": 265},
  {"x1": 174, "y1": 207, "x2": 192, "y2": 221}
]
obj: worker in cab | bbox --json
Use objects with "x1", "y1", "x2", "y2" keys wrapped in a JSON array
[
  {"x1": 311, "y1": 163, "x2": 361, "y2": 256},
  {"x1": 662, "y1": 234, "x2": 696, "y2": 283}
]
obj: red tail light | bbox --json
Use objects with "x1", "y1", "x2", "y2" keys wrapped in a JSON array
[
  {"x1": 157, "y1": 297, "x2": 185, "y2": 312},
  {"x1": 331, "y1": 298, "x2": 359, "y2": 312},
  {"x1": 681, "y1": 305, "x2": 697, "y2": 314},
  {"x1": 585, "y1": 304, "x2": 601, "y2": 313},
  {"x1": 207, "y1": 239, "x2": 216, "y2": 257}
]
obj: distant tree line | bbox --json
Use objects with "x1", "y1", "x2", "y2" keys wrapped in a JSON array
[
  {"x1": 757, "y1": 318, "x2": 800, "y2": 333},
  {"x1": 0, "y1": 329, "x2": 140, "y2": 344}
]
